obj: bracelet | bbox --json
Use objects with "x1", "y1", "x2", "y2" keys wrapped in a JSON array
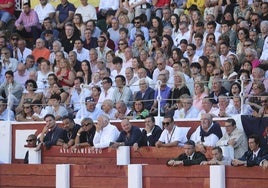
[{"x1": 77, "y1": 133, "x2": 81, "y2": 136}]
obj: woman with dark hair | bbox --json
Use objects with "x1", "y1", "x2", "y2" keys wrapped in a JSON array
[
  {"x1": 170, "y1": 13, "x2": 180, "y2": 41},
  {"x1": 50, "y1": 82, "x2": 69, "y2": 103},
  {"x1": 132, "y1": 56, "x2": 144, "y2": 77},
  {"x1": 73, "y1": 13, "x2": 86, "y2": 40},
  {"x1": 161, "y1": 34, "x2": 174, "y2": 59},
  {"x1": 236, "y1": 28, "x2": 250, "y2": 56},
  {"x1": 115, "y1": 38, "x2": 128, "y2": 62},
  {"x1": 91, "y1": 85, "x2": 101, "y2": 104},
  {"x1": 15, "y1": 79, "x2": 44, "y2": 114},
  {"x1": 205, "y1": 33, "x2": 216, "y2": 47},
  {"x1": 16, "y1": 102, "x2": 34, "y2": 121},
  {"x1": 150, "y1": 16, "x2": 163, "y2": 36},
  {"x1": 198, "y1": 56, "x2": 209, "y2": 78},
  {"x1": 206, "y1": 61, "x2": 216, "y2": 81},
  {"x1": 79, "y1": 60, "x2": 92, "y2": 85},
  {"x1": 149, "y1": 35, "x2": 162, "y2": 58},
  {"x1": 229, "y1": 82, "x2": 242, "y2": 97},
  {"x1": 131, "y1": 100, "x2": 149, "y2": 119},
  {"x1": 169, "y1": 48, "x2": 183, "y2": 65}
]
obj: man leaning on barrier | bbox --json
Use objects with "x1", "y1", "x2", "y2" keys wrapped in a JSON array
[{"x1": 167, "y1": 140, "x2": 207, "y2": 166}]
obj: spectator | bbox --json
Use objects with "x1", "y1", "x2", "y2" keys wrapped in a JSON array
[
  {"x1": 56, "y1": 58, "x2": 75, "y2": 88},
  {"x1": 60, "y1": 23, "x2": 80, "y2": 53},
  {"x1": 15, "y1": 3, "x2": 41, "y2": 41},
  {"x1": 101, "y1": 99, "x2": 117, "y2": 120},
  {"x1": 24, "y1": 134, "x2": 37, "y2": 164},
  {"x1": 96, "y1": 35, "x2": 112, "y2": 62},
  {"x1": 34, "y1": 0, "x2": 55, "y2": 24},
  {"x1": 0, "y1": 0, "x2": 15, "y2": 30},
  {"x1": 134, "y1": 78, "x2": 155, "y2": 111},
  {"x1": 16, "y1": 101, "x2": 34, "y2": 121},
  {"x1": 83, "y1": 29, "x2": 98, "y2": 51},
  {"x1": 112, "y1": 75, "x2": 133, "y2": 107},
  {"x1": 14, "y1": 63, "x2": 30, "y2": 86},
  {"x1": 32, "y1": 38, "x2": 50, "y2": 61},
  {"x1": 32, "y1": 99, "x2": 48, "y2": 121},
  {"x1": 190, "y1": 113, "x2": 223, "y2": 152},
  {"x1": 0, "y1": 70, "x2": 23, "y2": 108},
  {"x1": 130, "y1": 16, "x2": 149, "y2": 43},
  {"x1": 0, "y1": 98, "x2": 14, "y2": 121},
  {"x1": 55, "y1": 0, "x2": 75, "y2": 30},
  {"x1": 65, "y1": 76, "x2": 90, "y2": 115},
  {"x1": 60, "y1": 116, "x2": 81, "y2": 149},
  {"x1": 155, "y1": 116, "x2": 187, "y2": 148},
  {"x1": 75, "y1": 0, "x2": 96, "y2": 23},
  {"x1": 133, "y1": 115, "x2": 162, "y2": 151},
  {"x1": 75, "y1": 96, "x2": 102, "y2": 120},
  {"x1": 93, "y1": 114, "x2": 120, "y2": 148},
  {"x1": 0, "y1": 47, "x2": 18, "y2": 72},
  {"x1": 216, "y1": 118, "x2": 248, "y2": 159},
  {"x1": 46, "y1": 93, "x2": 68, "y2": 120},
  {"x1": 232, "y1": 134, "x2": 268, "y2": 167},
  {"x1": 15, "y1": 79, "x2": 43, "y2": 113},
  {"x1": 201, "y1": 146, "x2": 231, "y2": 165},
  {"x1": 130, "y1": 100, "x2": 149, "y2": 119},
  {"x1": 110, "y1": 118, "x2": 142, "y2": 148},
  {"x1": 166, "y1": 140, "x2": 207, "y2": 166},
  {"x1": 114, "y1": 100, "x2": 131, "y2": 120},
  {"x1": 72, "y1": 117, "x2": 96, "y2": 148},
  {"x1": 36, "y1": 114, "x2": 64, "y2": 150},
  {"x1": 15, "y1": 39, "x2": 32, "y2": 64},
  {"x1": 98, "y1": 77, "x2": 114, "y2": 104},
  {"x1": 40, "y1": 17, "x2": 59, "y2": 40},
  {"x1": 174, "y1": 94, "x2": 200, "y2": 119}
]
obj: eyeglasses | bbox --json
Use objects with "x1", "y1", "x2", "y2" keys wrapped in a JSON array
[
  {"x1": 134, "y1": 22, "x2": 140, "y2": 24},
  {"x1": 26, "y1": 139, "x2": 35, "y2": 142},
  {"x1": 82, "y1": 123, "x2": 92, "y2": 127},
  {"x1": 182, "y1": 102, "x2": 192, "y2": 105},
  {"x1": 162, "y1": 122, "x2": 170, "y2": 126},
  {"x1": 212, "y1": 73, "x2": 220, "y2": 76},
  {"x1": 244, "y1": 44, "x2": 252, "y2": 47}
]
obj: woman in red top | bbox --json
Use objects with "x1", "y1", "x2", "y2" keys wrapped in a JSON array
[{"x1": 56, "y1": 58, "x2": 75, "y2": 88}]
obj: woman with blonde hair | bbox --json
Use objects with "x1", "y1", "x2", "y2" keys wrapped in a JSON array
[
  {"x1": 193, "y1": 82, "x2": 208, "y2": 111},
  {"x1": 166, "y1": 71, "x2": 190, "y2": 113},
  {"x1": 56, "y1": 58, "x2": 75, "y2": 88}
]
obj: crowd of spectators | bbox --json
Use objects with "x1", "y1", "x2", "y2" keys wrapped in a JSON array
[{"x1": 0, "y1": 0, "x2": 268, "y2": 121}]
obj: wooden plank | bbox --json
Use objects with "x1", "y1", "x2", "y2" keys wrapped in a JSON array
[
  {"x1": 226, "y1": 166, "x2": 268, "y2": 179},
  {"x1": 71, "y1": 177, "x2": 127, "y2": 188},
  {"x1": 0, "y1": 175, "x2": 55, "y2": 187},
  {"x1": 143, "y1": 165, "x2": 210, "y2": 178},
  {"x1": 42, "y1": 157, "x2": 117, "y2": 165},
  {"x1": 226, "y1": 179, "x2": 268, "y2": 188},
  {"x1": 0, "y1": 164, "x2": 55, "y2": 175},
  {"x1": 70, "y1": 165, "x2": 127, "y2": 177}
]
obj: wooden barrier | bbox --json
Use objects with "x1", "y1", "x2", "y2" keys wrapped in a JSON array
[
  {"x1": 0, "y1": 164, "x2": 56, "y2": 188},
  {"x1": 41, "y1": 146, "x2": 213, "y2": 165},
  {"x1": 1, "y1": 164, "x2": 268, "y2": 188}
]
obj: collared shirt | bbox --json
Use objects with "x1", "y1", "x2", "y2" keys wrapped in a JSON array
[{"x1": 15, "y1": 9, "x2": 41, "y2": 31}]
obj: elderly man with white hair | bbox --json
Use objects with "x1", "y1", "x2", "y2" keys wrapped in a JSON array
[{"x1": 93, "y1": 114, "x2": 120, "y2": 149}]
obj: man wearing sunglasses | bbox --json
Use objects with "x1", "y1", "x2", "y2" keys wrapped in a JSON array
[
  {"x1": 155, "y1": 116, "x2": 187, "y2": 148},
  {"x1": 24, "y1": 134, "x2": 37, "y2": 164}
]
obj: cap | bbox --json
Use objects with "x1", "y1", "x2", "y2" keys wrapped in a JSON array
[{"x1": 85, "y1": 96, "x2": 94, "y2": 103}]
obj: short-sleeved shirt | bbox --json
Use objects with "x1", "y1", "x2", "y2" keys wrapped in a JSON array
[{"x1": 56, "y1": 2, "x2": 76, "y2": 23}]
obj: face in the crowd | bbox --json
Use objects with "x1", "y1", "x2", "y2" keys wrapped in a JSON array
[
  {"x1": 184, "y1": 143, "x2": 195, "y2": 157},
  {"x1": 200, "y1": 114, "x2": 212, "y2": 131},
  {"x1": 248, "y1": 138, "x2": 259, "y2": 152},
  {"x1": 211, "y1": 149, "x2": 223, "y2": 161},
  {"x1": 81, "y1": 120, "x2": 94, "y2": 132},
  {"x1": 145, "y1": 117, "x2": 154, "y2": 131},
  {"x1": 134, "y1": 101, "x2": 143, "y2": 112},
  {"x1": 62, "y1": 118, "x2": 74, "y2": 131},
  {"x1": 121, "y1": 119, "x2": 132, "y2": 132},
  {"x1": 224, "y1": 121, "x2": 235, "y2": 135},
  {"x1": 45, "y1": 115, "x2": 56, "y2": 129},
  {"x1": 26, "y1": 135, "x2": 37, "y2": 147},
  {"x1": 162, "y1": 117, "x2": 174, "y2": 132}
]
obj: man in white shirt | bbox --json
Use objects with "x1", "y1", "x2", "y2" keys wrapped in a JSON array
[
  {"x1": 75, "y1": 96, "x2": 102, "y2": 120},
  {"x1": 190, "y1": 113, "x2": 223, "y2": 152},
  {"x1": 98, "y1": 77, "x2": 114, "y2": 104},
  {"x1": 155, "y1": 116, "x2": 187, "y2": 148},
  {"x1": 34, "y1": 0, "x2": 55, "y2": 24},
  {"x1": 174, "y1": 94, "x2": 200, "y2": 119},
  {"x1": 75, "y1": 0, "x2": 97, "y2": 23},
  {"x1": 15, "y1": 39, "x2": 32, "y2": 63},
  {"x1": 93, "y1": 115, "x2": 120, "y2": 148},
  {"x1": 73, "y1": 38, "x2": 89, "y2": 62}
]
